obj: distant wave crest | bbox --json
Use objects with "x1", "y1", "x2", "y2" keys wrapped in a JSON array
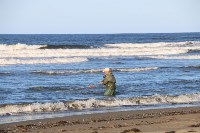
[
  {"x1": 39, "y1": 44, "x2": 93, "y2": 49},
  {"x1": 32, "y1": 67, "x2": 158, "y2": 75},
  {"x1": 0, "y1": 57, "x2": 88, "y2": 65},
  {"x1": 0, "y1": 43, "x2": 44, "y2": 50},
  {"x1": 1, "y1": 41, "x2": 200, "y2": 66}
]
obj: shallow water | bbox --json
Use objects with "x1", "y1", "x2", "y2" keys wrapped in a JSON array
[{"x1": 0, "y1": 33, "x2": 200, "y2": 123}]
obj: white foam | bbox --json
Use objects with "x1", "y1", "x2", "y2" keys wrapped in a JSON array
[
  {"x1": 0, "y1": 43, "x2": 44, "y2": 50},
  {"x1": 0, "y1": 41, "x2": 200, "y2": 66},
  {"x1": 1, "y1": 93, "x2": 200, "y2": 116},
  {"x1": 105, "y1": 42, "x2": 171, "y2": 48},
  {"x1": 0, "y1": 102, "x2": 67, "y2": 116},
  {"x1": 63, "y1": 93, "x2": 200, "y2": 108},
  {"x1": 116, "y1": 67, "x2": 158, "y2": 72},
  {"x1": 105, "y1": 41, "x2": 200, "y2": 48},
  {"x1": 144, "y1": 55, "x2": 200, "y2": 59},
  {"x1": 0, "y1": 57, "x2": 88, "y2": 65},
  {"x1": 32, "y1": 67, "x2": 158, "y2": 75}
]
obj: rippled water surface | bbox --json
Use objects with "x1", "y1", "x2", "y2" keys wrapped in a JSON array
[{"x1": 0, "y1": 33, "x2": 200, "y2": 123}]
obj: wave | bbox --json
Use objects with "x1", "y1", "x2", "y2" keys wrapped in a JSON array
[
  {"x1": 143, "y1": 55, "x2": 200, "y2": 59},
  {"x1": 115, "y1": 67, "x2": 158, "y2": 72},
  {"x1": 39, "y1": 44, "x2": 93, "y2": 49},
  {"x1": 184, "y1": 65, "x2": 200, "y2": 69},
  {"x1": 0, "y1": 57, "x2": 88, "y2": 65},
  {"x1": 31, "y1": 67, "x2": 158, "y2": 75},
  {"x1": 104, "y1": 41, "x2": 199, "y2": 48},
  {"x1": 104, "y1": 41, "x2": 200, "y2": 59},
  {"x1": 1, "y1": 41, "x2": 200, "y2": 65},
  {"x1": 193, "y1": 66, "x2": 200, "y2": 69},
  {"x1": 0, "y1": 72, "x2": 12, "y2": 76},
  {"x1": 0, "y1": 43, "x2": 93, "y2": 50},
  {"x1": 0, "y1": 43, "x2": 44, "y2": 50},
  {"x1": 1, "y1": 93, "x2": 200, "y2": 116},
  {"x1": 187, "y1": 49, "x2": 200, "y2": 54}
]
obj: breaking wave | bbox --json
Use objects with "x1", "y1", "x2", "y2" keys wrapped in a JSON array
[
  {"x1": 0, "y1": 43, "x2": 92, "y2": 50},
  {"x1": 39, "y1": 44, "x2": 92, "y2": 49},
  {"x1": 0, "y1": 42, "x2": 199, "y2": 58},
  {"x1": 0, "y1": 57, "x2": 88, "y2": 65},
  {"x1": 0, "y1": 72, "x2": 12, "y2": 76},
  {"x1": 1, "y1": 41, "x2": 200, "y2": 66},
  {"x1": 142, "y1": 55, "x2": 200, "y2": 59},
  {"x1": 32, "y1": 67, "x2": 158, "y2": 75},
  {"x1": 187, "y1": 49, "x2": 200, "y2": 54},
  {"x1": 0, "y1": 43, "x2": 44, "y2": 50},
  {"x1": 1, "y1": 93, "x2": 200, "y2": 116}
]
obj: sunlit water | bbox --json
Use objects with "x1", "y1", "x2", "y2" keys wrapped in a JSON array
[{"x1": 0, "y1": 33, "x2": 200, "y2": 123}]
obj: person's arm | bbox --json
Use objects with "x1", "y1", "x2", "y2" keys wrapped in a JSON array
[
  {"x1": 102, "y1": 75, "x2": 109, "y2": 85},
  {"x1": 101, "y1": 74, "x2": 116, "y2": 84},
  {"x1": 100, "y1": 75, "x2": 106, "y2": 84}
]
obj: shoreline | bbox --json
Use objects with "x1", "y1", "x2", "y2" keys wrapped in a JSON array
[{"x1": 0, "y1": 106, "x2": 200, "y2": 133}]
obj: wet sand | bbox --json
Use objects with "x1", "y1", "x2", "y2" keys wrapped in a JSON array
[{"x1": 0, "y1": 106, "x2": 200, "y2": 133}]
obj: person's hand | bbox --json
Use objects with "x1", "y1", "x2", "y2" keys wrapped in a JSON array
[{"x1": 99, "y1": 81, "x2": 103, "y2": 84}]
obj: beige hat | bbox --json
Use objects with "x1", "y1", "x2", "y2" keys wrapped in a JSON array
[{"x1": 103, "y1": 68, "x2": 111, "y2": 72}]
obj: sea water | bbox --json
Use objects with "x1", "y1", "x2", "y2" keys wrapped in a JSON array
[{"x1": 0, "y1": 33, "x2": 200, "y2": 123}]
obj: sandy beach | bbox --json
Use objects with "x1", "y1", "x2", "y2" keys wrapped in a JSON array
[
  {"x1": 1, "y1": 0, "x2": 200, "y2": 131},
  {"x1": 0, "y1": 106, "x2": 200, "y2": 133}
]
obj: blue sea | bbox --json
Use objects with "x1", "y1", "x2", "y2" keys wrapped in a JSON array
[{"x1": 0, "y1": 33, "x2": 200, "y2": 123}]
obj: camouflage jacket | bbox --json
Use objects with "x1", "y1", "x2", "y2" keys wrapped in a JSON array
[{"x1": 102, "y1": 73, "x2": 116, "y2": 90}]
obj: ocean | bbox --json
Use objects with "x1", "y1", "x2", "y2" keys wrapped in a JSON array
[{"x1": 0, "y1": 33, "x2": 200, "y2": 124}]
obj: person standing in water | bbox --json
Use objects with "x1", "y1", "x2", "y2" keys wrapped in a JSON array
[{"x1": 100, "y1": 68, "x2": 116, "y2": 96}]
